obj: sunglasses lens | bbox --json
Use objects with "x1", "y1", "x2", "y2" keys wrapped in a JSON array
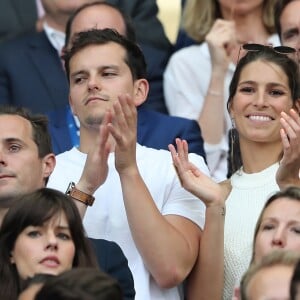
[
  {"x1": 242, "y1": 43, "x2": 264, "y2": 52},
  {"x1": 273, "y1": 46, "x2": 296, "y2": 54}
]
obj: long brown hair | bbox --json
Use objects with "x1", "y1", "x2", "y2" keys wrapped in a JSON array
[{"x1": 0, "y1": 188, "x2": 98, "y2": 300}]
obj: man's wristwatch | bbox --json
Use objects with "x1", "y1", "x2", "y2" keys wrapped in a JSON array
[{"x1": 65, "y1": 182, "x2": 95, "y2": 206}]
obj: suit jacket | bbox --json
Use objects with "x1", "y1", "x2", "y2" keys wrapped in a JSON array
[
  {"x1": 0, "y1": 0, "x2": 37, "y2": 43},
  {"x1": 0, "y1": 30, "x2": 69, "y2": 113},
  {"x1": 89, "y1": 238, "x2": 135, "y2": 300},
  {"x1": 137, "y1": 108, "x2": 206, "y2": 158}
]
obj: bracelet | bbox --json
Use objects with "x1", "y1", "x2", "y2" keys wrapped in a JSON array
[{"x1": 208, "y1": 90, "x2": 222, "y2": 96}]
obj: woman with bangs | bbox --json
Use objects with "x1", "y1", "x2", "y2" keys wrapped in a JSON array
[
  {"x1": 0, "y1": 188, "x2": 98, "y2": 300},
  {"x1": 169, "y1": 46, "x2": 300, "y2": 299}
]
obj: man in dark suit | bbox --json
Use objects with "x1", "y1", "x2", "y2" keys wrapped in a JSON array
[
  {"x1": 0, "y1": 0, "x2": 170, "y2": 113},
  {"x1": 0, "y1": 105, "x2": 135, "y2": 299}
]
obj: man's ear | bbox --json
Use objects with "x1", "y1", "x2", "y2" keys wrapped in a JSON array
[
  {"x1": 133, "y1": 79, "x2": 149, "y2": 107},
  {"x1": 42, "y1": 153, "x2": 56, "y2": 183}
]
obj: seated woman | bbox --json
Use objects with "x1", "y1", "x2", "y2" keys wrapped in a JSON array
[
  {"x1": 169, "y1": 45, "x2": 300, "y2": 299},
  {"x1": 235, "y1": 186, "x2": 300, "y2": 299},
  {"x1": 252, "y1": 186, "x2": 300, "y2": 263},
  {"x1": 0, "y1": 188, "x2": 134, "y2": 300}
]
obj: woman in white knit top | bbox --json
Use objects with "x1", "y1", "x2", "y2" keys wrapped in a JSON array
[{"x1": 169, "y1": 46, "x2": 300, "y2": 300}]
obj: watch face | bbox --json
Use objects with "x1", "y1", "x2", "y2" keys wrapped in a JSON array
[{"x1": 66, "y1": 182, "x2": 75, "y2": 194}]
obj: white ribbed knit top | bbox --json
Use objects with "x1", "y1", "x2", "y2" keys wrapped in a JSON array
[{"x1": 223, "y1": 163, "x2": 279, "y2": 300}]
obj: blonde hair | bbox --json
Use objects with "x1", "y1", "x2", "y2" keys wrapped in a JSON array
[
  {"x1": 182, "y1": 0, "x2": 276, "y2": 43},
  {"x1": 240, "y1": 250, "x2": 300, "y2": 300}
]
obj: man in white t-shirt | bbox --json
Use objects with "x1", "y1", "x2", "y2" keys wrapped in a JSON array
[{"x1": 48, "y1": 28, "x2": 209, "y2": 300}]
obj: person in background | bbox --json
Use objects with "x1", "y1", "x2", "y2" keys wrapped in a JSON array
[
  {"x1": 252, "y1": 187, "x2": 300, "y2": 263},
  {"x1": 164, "y1": 0, "x2": 278, "y2": 181},
  {"x1": 168, "y1": 46, "x2": 300, "y2": 299},
  {"x1": 274, "y1": 0, "x2": 300, "y2": 57},
  {"x1": 240, "y1": 250, "x2": 300, "y2": 300},
  {"x1": 231, "y1": 186, "x2": 300, "y2": 298}
]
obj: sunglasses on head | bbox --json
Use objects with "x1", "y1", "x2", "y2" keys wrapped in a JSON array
[{"x1": 237, "y1": 43, "x2": 298, "y2": 64}]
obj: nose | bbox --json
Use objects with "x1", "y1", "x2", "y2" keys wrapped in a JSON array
[
  {"x1": 45, "y1": 232, "x2": 58, "y2": 250},
  {"x1": 0, "y1": 150, "x2": 7, "y2": 166},
  {"x1": 271, "y1": 228, "x2": 286, "y2": 248},
  {"x1": 87, "y1": 76, "x2": 101, "y2": 92},
  {"x1": 253, "y1": 90, "x2": 268, "y2": 108}
]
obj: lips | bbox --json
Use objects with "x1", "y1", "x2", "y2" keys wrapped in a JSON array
[
  {"x1": 85, "y1": 95, "x2": 109, "y2": 105},
  {"x1": 246, "y1": 114, "x2": 274, "y2": 121},
  {"x1": 40, "y1": 256, "x2": 60, "y2": 268},
  {"x1": 0, "y1": 174, "x2": 14, "y2": 180}
]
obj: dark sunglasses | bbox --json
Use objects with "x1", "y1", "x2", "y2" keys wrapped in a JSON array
[{"x1": 237, "y1": 43, "x2": 298, "y2": 64}]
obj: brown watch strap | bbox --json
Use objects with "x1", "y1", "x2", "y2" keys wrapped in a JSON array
[{"x1": 66, "y1": 182, "x2": 95, "y2": 206}]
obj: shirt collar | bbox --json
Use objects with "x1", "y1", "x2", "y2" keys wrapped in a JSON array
[{"x1": 43, "y1": 22, "x2": 66, "y2": 54}]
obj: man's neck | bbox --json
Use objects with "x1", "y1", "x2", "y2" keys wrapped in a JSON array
[
  {"x1": 43, "y1": 14, "x2": 68, "y2": 33},
  {"x1": 78, "y1": 127, "x2": 116, "y2": 154}
]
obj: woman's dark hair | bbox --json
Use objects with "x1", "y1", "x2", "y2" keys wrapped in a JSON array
[
  {"x1": 226, "y1": 47, "x2": 300, "y2": 175},
  {"x1": 0, "y1": 188, "x2": 98, "y2": 300}
]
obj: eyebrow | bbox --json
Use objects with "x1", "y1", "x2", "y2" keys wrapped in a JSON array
[
  {"x1": 56, "y1": 225, "x2": 71, "y2": 230},
  {"x1": 238, "y1": 81, "x2": 288, "y2": 88},
  {"x1": 3, "y1": 137, "x2": 26, "y2": 145},
  {"x1": 262, "y1": 217, "x2": 300, "y2": 224},
  {"x1": 282, "y1": 27, "x2": 299, "y2": 39},
  {"x1": 70, "y1": 65, "x2": 120, "y2": 78}
]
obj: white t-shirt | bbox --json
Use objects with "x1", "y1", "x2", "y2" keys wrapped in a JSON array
[
  {"x1": 163, "y1": 34, "x2": 280, "y2": 182},
  {"x1": 48, "y1": 144, "x2": 209, "y2": 300}
]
